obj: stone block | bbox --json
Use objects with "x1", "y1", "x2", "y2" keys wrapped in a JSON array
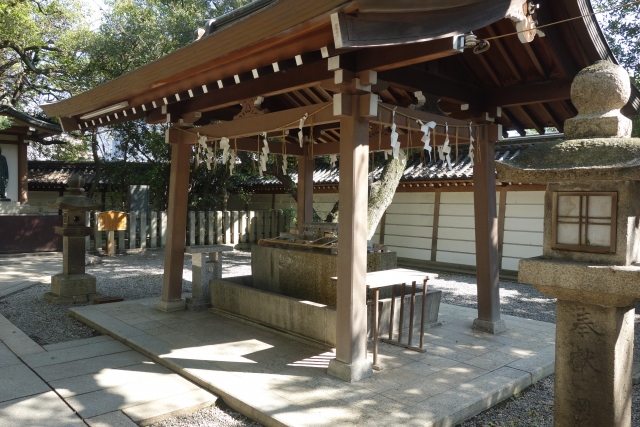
[
  {"x1": 472, "y1": 318, "x2": 507, "y2": 335},
  {"x1": 35, "y1": 350, "x2": 151, "y2": 382},
  {"x1": 565, "y1": 114, "x2": 632, "y2": 139},
  {"x1": 0, "y1": 324, "x2": 45, "y2": 357},
  {"x1": 0, "y1": 364, "x2": 51, "y2": 403},
  {"x1": 553, "y1": 299, "x2": 634, "y2": 427},
  {"x1": 327, "y1": 358, "x2": 373, "y2": 383},
  {"x1": 122, "y1": 389, "x2": 217, "y2": 426},
  {"x1": 50, "y1": 362, "x2": 170, "y2": 398},
  {"x1": 65, "y1": 373, "x2": 200, "y2": 419},
  {"x1": 86, "y1": 411, "x2": 138, "y2": 427},
  {"x1": 156, "y1": 299, "x2": 186, "y2": 313},
  {"x1": 519, "y1": 257, "x2": 640, "y2": 307},
  {"x1": 0, "y1": 391, "x2": 86, "y2": 427},
  {"x1": 0, "y1": 344, "x2": 21, "y2": 368},
  {"x1": 50, "y1": 273, "x2": 97, "y2": 297},
  {"x1": 506, "y1": 344, "x2": 555, "y2": 383},
  {"x1": 22, "y1": 340, "x2": 130, "y2": 368},
  {"x1": 251, "y1": 245, "x2": 396, "y2": 306}
]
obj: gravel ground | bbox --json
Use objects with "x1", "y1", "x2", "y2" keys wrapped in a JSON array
[
  {"x1": 0, "y1": 250, "x2": 251, "y2": 346},
  {"x1": 149, "y1": 403, "x2": 262, "y2": 427},
  {"x1": 1, "y1": 251, "x2": 640, "y2": 426}
]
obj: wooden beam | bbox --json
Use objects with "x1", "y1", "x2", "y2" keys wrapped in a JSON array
[
  {"x1": 167, "y1": 60, "x2": 333, "y2": 116},
  {"x1": 184, "y1": 102, "x2": 335, "y2": 139},
  {"x1": 486, "y1": 79, "x2": 571, "y2": 108},
  {"x1": 355, "y1": 37, "x2": 461, "y2": 72},
  {"x1": 380, "y1": 68, "x2": 483, "y2": 105}
]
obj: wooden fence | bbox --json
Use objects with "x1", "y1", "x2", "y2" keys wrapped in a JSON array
[{"x1": 86, "y1": 210, "x2": 292, "y2": 252}]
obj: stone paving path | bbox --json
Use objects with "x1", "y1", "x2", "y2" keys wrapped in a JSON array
[
  {"x1": 69, "y1": 297, "x2": 556, "y2": 427},
  {"x1": 0, "y1": 254, "x2": 61, "y2": 298},
  {"x1": 0, "y1": 313, "x2": 217, "y2": 427}
]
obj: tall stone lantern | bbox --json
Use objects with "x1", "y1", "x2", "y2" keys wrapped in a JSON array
[
  {"x1": 497, "y1": 61, "x2": 640, "y2": 427},
  {"x1": 45, "y1": 174, "x2": 103, "y2": 304}
]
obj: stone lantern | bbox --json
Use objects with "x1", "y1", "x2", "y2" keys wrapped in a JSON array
[
  {"x1": 45, "y1": 174, "x2": 103, "y2": 304},
  {"x1": 497, "y1": 61, "x2": 640, "y2": 427}
]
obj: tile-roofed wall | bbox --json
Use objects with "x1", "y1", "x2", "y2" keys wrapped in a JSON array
[{"x1": 246, "y1": 142, "x2": 537, "y2": 187}]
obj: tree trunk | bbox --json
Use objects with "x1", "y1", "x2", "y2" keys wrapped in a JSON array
[
  {"x1": 366, "y1": 153, "x2": 405, "y2": 239},
  {"x1": 87, "y1": 130, "x2": 100, "y2": 201}
]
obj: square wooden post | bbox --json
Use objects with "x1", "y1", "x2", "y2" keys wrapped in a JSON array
[
  {"x1": 297, "y1": 149, "x2": 314, "y2": 233},
  {"x1": 472, "y1": 124, "x2": 505, "y2": 334},
  {"x1": 17, "y1": 136, "x2": 28, "y2": 204},
  {"x1": 327, "y1": 94, "x2": 373, "y2": 382},
  {"x1": 159, "y1": 129, "x2": 191, "y2": 312}
]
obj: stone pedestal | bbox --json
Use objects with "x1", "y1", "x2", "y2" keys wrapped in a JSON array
[
  {"x1": 185, "y1": 245, "x2": 232, "y2": 311},
  {"x1": 45, "y1": 273, "x2": 100, "y2": 304},
  {"x1": 327, "y1": 359, "x2": 373, "y2": 383},
  {"x1": 555, "y1": 300, "x2": 634, "y2": 427},
  {"x1": 520, "y1": 256, "x2": 640, "y2": 427}
]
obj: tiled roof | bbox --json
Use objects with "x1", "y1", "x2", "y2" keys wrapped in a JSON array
[
  {"x1": 27, "y1": 161, "x2": 153, "y2": 189},
  {"x1": 247, "y1": 140, "x2": 542, "y2": 187},
  {"x1": 0, "y1": 105, "x2": 62, "y2": 134}
]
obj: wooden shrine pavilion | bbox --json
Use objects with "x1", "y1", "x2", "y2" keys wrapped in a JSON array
[
  {"x1": 0, "y1": 105, "x2": 63, "y2": 205},
  {"x1": 41, "y1": 0, "x2": 640, "y2": 381}
]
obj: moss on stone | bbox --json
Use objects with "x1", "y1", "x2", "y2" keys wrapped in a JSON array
[{"x1": 502, "y1": 138, "x2": 640, "y2": 170}]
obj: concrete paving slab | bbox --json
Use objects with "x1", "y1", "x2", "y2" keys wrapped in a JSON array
[
  {"x1": 0, "y1": 364, "x2": 51, "y2": 403},
  {"x1": 49, "y1": 362, "x2": 171, "y2": 398},
  {"x1": 70, "y1": 300, "x2": 557, "y2": 427},
  {"x1": 86, "y1": 411, "x2": 138, "y2": 427},
  {"x1": 0, "y1": 342, "x2": 21, "y2": 368},
  {"x1": 22, "y1": 340, "x2": 130, "y2": 368},
  {"x1": 0, "y1": 256, "x2": 60, "y2": 299},
  {"x1": 122, "y1": 388, "x2": 217, "y2": 426},
  {"x1": 0, "y1": 318, "x2": 45, "y2": 356},
  {"x1": 34, "y1": 350, "x2": 151, "y2": 382},
  {"x1": 65, "y1": 372, "x2": 201, "y2": 419},
  {"x1": 506, "y1": 344, "x2": 555, "y2": 382},
  {"x1": 43, "y1": 335, "x2": 114, "y2": 352},
  {"x1": 0, "y1": 391, "x2": 85, "y2": 427}
]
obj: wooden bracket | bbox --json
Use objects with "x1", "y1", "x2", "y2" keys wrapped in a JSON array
[
  {"x1": 359, "y1": 93, "x2": 379, "y2": 118},
  {"x1": 233, "y1": 96, "x2": 269, "y2": 120},
  {"x1": 333, "y1": 93, "x2": 353, "y2": 117}
]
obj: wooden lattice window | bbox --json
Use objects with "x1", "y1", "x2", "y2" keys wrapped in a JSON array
[{"x1": 551, "y1": 192, "x2": 617, "y2": 253}]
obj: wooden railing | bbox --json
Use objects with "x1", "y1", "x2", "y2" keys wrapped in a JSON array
[{"x1": 87, "y1": 210, "x2": 292, "y2": 252}]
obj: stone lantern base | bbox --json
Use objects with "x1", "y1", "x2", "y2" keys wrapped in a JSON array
[
  {"x1": 44, "y1": 273, "x2": 101, "y2": 304},
  {"x1": 520, "y1": 258, "x2": 640, "y2": 427}
]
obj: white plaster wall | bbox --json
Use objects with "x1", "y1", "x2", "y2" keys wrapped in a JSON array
[
  {"x1": 501, "y1": 191, "x2": 544, "y2": 271},
  {"x1": 383, "y1": 192, "x2": 435, "y2": 261},
  {"x1": 0, "y1": 143, "x2": 18, "y2": 201}
]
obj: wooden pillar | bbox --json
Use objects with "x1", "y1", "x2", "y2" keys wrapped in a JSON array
[
  {"x1": 297, "y1": 150, "x2": 314, "y2": 233},
  {"x1": 327, "y1": 94, "x2": 373, "y2": 382},
  {"x1": 159, "y1": 129, "x2": 191, "y2": 312},
  {"x1": 17, "y1": 136, "x2": 27, "y2": 204},
  {"x1": 472, "y1": 124, "x2": 505, "y2": 334}
]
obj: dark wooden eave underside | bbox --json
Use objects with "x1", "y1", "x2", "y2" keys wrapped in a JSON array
[{"x1": 43, "y1": 0, "x2": 640, "y2": 141}]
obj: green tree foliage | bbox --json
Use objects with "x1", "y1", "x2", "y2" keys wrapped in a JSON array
[
  {"x1": 593, "y1": 0, "x2": 640, "y2": 136},
  {"x1": 0, "y1": 0, "x2": 87, "y2": 108}
]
